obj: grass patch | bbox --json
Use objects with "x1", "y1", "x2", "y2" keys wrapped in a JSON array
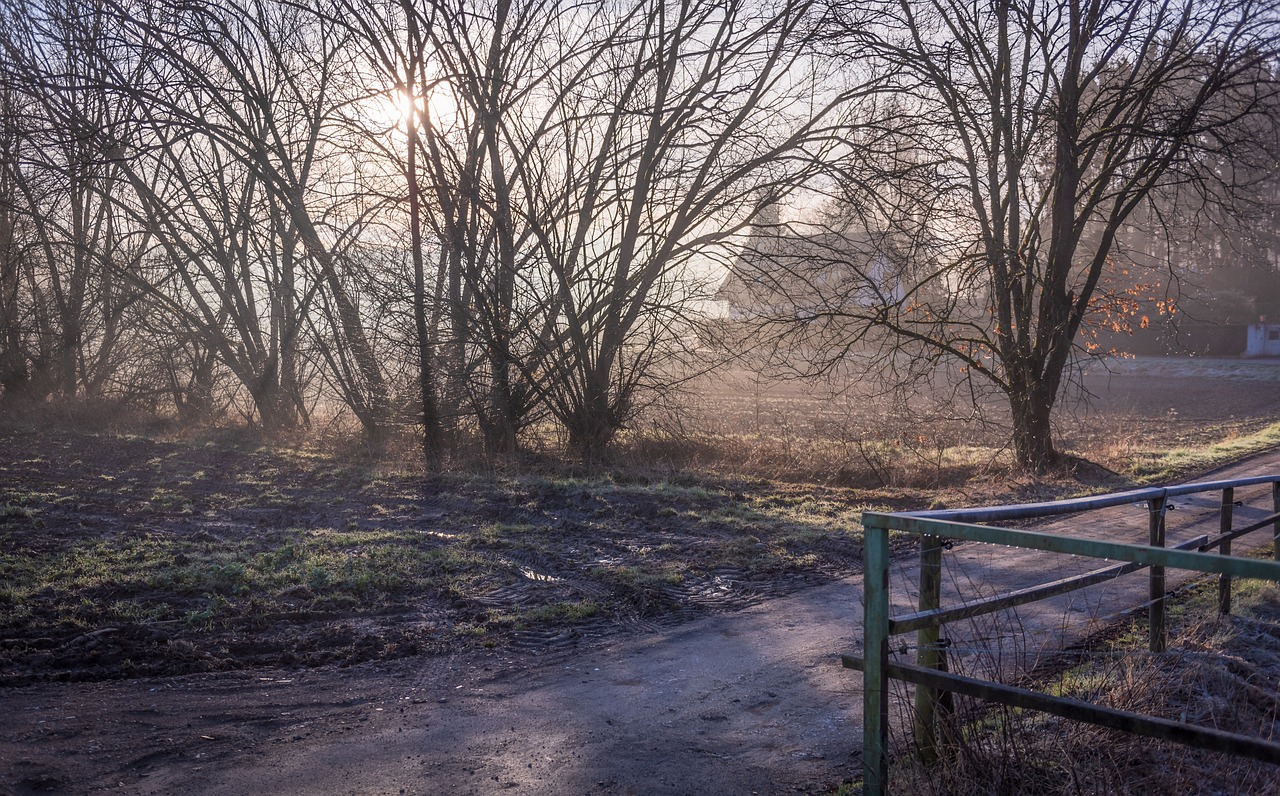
[
  {"x1": 1124, "y1": 421, "x2": 1280, "y2": 482},
  {"x1": 0, "y1": 527, "x2": 507, "y2": 636},
  {"x1": 0, "y1": 426, "x2": 883, "y2": 682},
  {"x1": 517, "y1": 600, "x2": 601, "y2": 626}
]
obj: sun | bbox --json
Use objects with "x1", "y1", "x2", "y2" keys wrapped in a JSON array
[{"x1": 371, "y1": 87, "x2": 458, "y2": 133}]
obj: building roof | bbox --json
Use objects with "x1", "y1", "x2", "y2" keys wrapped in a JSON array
[{"x1": 715, "y1": 222, "x2": 902, "y2": 320}]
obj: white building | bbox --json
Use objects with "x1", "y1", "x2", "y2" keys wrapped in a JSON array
[
  {"x1": 715, "y1": 216, "x2": 905, "y2": 322},
  {"x1": 1244, "y1": 322, "x2": 1280, "y2": 357}
]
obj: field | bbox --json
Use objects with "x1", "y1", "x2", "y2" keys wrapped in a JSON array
[
  {"x1": 4, "y1": 360, "x2": 1276, "y2": 686},
  {"x1": 652, "y1": 358, "x2": 1280, "y2": 484},
  {"x1": 0, "y1": 429, "x2": 877, "y2": 685},
  {"x1": 2, "y1": 358, "x2": 1279, "y2": 793}
]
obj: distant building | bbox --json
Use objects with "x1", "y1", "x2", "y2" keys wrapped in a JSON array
[
  {"x1": 715, "y1": 210, "x2": 904, "y2": 321},
  {"x1": 1244, "y1": 322, "x2": 1280, "y2": 357}
]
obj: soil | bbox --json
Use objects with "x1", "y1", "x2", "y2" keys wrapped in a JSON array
[
  {"x1": 2, "y1": 359, "x2": 1279, "y2": 795},
  {"x1": 0, "y1": 429, "x2": 913, "y2": 687}
]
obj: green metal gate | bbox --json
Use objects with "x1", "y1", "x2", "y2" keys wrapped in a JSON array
[{"x1": 848, "y1": 476, "x2": 1280, "y2": 795}]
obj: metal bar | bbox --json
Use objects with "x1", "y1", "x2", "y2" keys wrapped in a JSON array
[
  {"x1": 1198, "y1": 511, "x2": 1280, "y2": 551},
  {"x1": 913, "y1": 536, "x2": 944, "y2": 764},
  {"x1": 888, "y1": 535, "x2": 1208, "y2": 636},
  {"x1": 895, "y1": 476, "x2": 1280, "y2": 524},
  {"x1": 899, "y1": 486, "x2": 1165, "y2": 523},
  {"x1": 1149, "y1": 497, "x2": 1166, "y2": 654},
  {"x1": 1164, "y1": 475, "x2": 1280, "y2": 497},
  {"x1": 861, "y1": 512, "x2": 1280, "y2": 583},
  {"x1": 862, "y1": 524, "x2": 891, "y2": 796},
  {"x1": 897, "y1": 475, "x2": 1279, "y2": 523},
  {"x1": 840, "y1": 657, "x2": 1280, "y2": 766},
  {"x1": 1219, "y1": 488, "x2": 1234, "y2": 615}
]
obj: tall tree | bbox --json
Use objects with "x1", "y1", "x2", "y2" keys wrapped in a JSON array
[
  {"x1": 0, "y1": 0, "x2": 145, "y2": 404},
  {"x1": 507, "y1": 0, "x2": 855, "y2": 460},
  {"x1": 341, "y1": 0, "x2": 857, "y2": 461},
  {"x1": 108, "y1": 0, "x2": 397, "y2": 440},
  {"x1": 802, "y1": 0, "x2": 1280, "y2": 470},
  {"x1": 337, "y1": 0, "x2": 550, "y2": 459},
  {"x1": 337, "y1": 0, "x2": 451, "y2": 457}
]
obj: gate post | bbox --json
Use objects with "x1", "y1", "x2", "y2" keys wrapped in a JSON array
[
  {"x1": 1148, "y1": 496, "x2": 1167, "y2": 653},
  {"x1": 1273, "y1": 482, "x2": 1280, "y2": 563},
  {"x1": 1218, "y1": 488, "x2": 1234, "y2": 615},
  {"x1": 863, "y1": 522, "x2": 891, "y2": 796},
  {"x1": 914, "y1": 535, "x2": 944, "y2": 764}
]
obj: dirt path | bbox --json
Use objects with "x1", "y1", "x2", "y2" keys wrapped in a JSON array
[{"x1": 4, "y1": 451, "x2": 1280, "y2": 796}]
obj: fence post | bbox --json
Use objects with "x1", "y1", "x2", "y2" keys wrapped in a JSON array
[
  {"x1": 1273, "y1": 481, "x2": 1280, "y2": 562},
  {"x1": 1148, "y1": 496, "x2": 1167, "y2": 653},
  {"x1": 1219, "y1": 487, "x2": 1234, "y2": 615},
  {"x1": 864, "y1": 523, "x2": 891, "y2": 796},
  {"x1": 914, "y1": 535, "x2": 944, "y2": 765}
]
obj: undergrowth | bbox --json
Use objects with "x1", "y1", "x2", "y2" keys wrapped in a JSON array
[{"x1": 878, "y1": 557, "x2": 1280, "y2": 795}]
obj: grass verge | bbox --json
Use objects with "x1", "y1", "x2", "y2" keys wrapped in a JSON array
[
  {"x1": 877, "y1": 550, "x2": 1280, "y2": 795},
  {"x1": 1123, "y1": 420, "x2": 1280, "y2": 483}
]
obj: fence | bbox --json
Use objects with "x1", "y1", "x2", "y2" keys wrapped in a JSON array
[{"x1": 845, "y1": 475, "x2": 1280, "y2": 796}]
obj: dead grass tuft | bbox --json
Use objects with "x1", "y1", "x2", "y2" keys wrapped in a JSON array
[{"x1": 887, "y1": 578, "x2": 1280, "y2": 795}]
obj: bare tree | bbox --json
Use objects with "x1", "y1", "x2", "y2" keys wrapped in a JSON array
[
  {"x1": 414, "y1": 0, "x2": 572, "y2": 457},
  {"x1": 484, "y1": 0, "x2": 855, "y2": 461},
  {"x1": 315, "y1": 0, "x2": 554, "y2": 458},
  {"x1": 3, "y1": 0, "x2": 879, "y2": 463},
  {"x1": 337, "y1": 0, "x2": 858, "y2": 462},
  {"x1": 3, "y1": 0, "x2": 353, "y2": 430},
  {"x1": 0, "y1": 78, "x2": 44, "y2": 407},
  {"x1": 792, "y1": 0, "x2": 1280, "y2": 470},
  {"x1": 99, "y1": 0, "x2": 399, "y2": 440},
  {"x1": 333, "y1": 0, "x2": 451, "y2": 457},
  {"x1": 0, "y1": 0, "x2": 149, "y2": 406}
]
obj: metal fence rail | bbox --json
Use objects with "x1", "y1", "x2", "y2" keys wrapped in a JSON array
[{"x1": 851, "y1": 475, "x2": 1280, "y2": 796}]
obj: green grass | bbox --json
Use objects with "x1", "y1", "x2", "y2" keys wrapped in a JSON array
[
  {"x1": 517, "y1": 600, "x2": 601, "y2": 626},
  {"x1": 1124, "y1": 420, "x2": 1280, "y2": 482},
  {"x1": 1, "y1": 503, "x2": 40, "y2": 521},
  {"x1": 0, "y1": 471, "x2": 874, "y2": 647},
  {"x1": 0, "y1": 527, "x2": 508, "y2": 633},
  {"x1": 594, "y1": 563, "x2": 685, "y2": 588}
]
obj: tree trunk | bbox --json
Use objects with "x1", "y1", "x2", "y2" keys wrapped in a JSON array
[
  {"x1": 565, "y1": 377, "x2": 619, "y2": 464},
  {"x1": 406, "y1": 101, "x2": 443, "y2": 463},
  {"x1": 0, "y1": 223, "x2": 26, "y2": 407},
  {"x1": 483, "y1": 363, "x2": 518, "y2": 457},
  {"x1": 251, "y1": 362, "x2": 296, "y2": 433},
  {"x1": 174, "y1": 352, "x2": 216, "y2": 424},
  {"x1": 1009, "y1": 384, "x2": 1059, "y2": 473},
  {"x1": 0, "y1": 349, "x2": 30, "y2": 409}
]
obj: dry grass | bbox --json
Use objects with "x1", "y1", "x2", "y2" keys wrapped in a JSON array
[
  {"x1": 882, "y1": 571, "x2": 1280, "y2": 795},
  {"x1": 624, "y1": 362, "x2": 1280, "y2": 491}
]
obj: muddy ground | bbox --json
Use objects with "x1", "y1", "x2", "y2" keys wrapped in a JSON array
[{"x1": 0, "y1": 429, "x2": 881, "y2": 688}]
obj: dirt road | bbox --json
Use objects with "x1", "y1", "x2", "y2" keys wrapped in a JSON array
[{"x1": 4, "y1": 450, "x2": 1280, "y2": 796}]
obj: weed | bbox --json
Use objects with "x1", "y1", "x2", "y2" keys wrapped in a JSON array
[
  {"x1": 0, "y1": 503, "x2": 38, "y2": 521},
  {"x1": 518, "y1": 600, "x2": 600, "y2": 626}
]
